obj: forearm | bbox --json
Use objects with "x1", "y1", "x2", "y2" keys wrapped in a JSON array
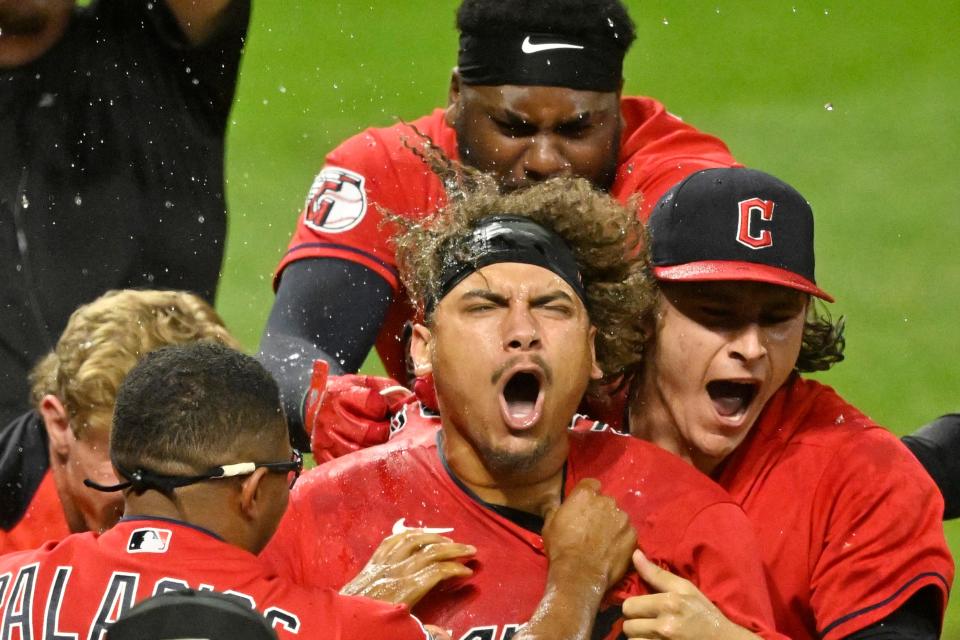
[
  {"x1": 259, "y1": 258, "x2": 394, "y2": 446},
  {"x1": 514, "y1": 565, "x2": 606, "y2": 640}
]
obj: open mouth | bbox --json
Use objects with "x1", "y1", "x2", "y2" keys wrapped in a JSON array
[
  {"x1": 499, "y1": 371, "x2": 544, "y2": 430},
  {"x1": 706, "y1": 380, "x2": 758, "y2": 419}
]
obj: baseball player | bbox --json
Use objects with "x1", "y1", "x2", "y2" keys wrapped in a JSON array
[
  {"x1": 259, "y1": 0, "x2": 739, "y2": 448},
  {"x1": 263, "y1": 175, "x2": 786, "y2": 639},
  {"x1": 616, "y1": 168, "x2": 953, "y2": 638},
  {"x1": 0, "y1": 289, "x2": 239, "y2": 555},
  {"x1": 0, "y1": 343, "x2": 438, "y2": 640}
]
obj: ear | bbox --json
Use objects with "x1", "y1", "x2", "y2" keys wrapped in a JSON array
[
  {"x1": 409, "y1": 323, "x2": 435, "y2": 377},
  {"x1": 444, "y1": 70, "x2": 462, "y2": 128},
  {"x1": 238, "y1": 467, "x2": 272, "y2": 521},
  {"x1": 587, "y1": 326, "x2": 603, "y2": 381},
  {"x1": 39, "y1": 395, "x2": 73, "y2": 457}
]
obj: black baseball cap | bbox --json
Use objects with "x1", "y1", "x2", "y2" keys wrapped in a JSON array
[
  {"x1": 648, "y1": 167, "x2": 833, "y2": 302},
  {"x1": 106, "y1": 590, "x2": 278, "y2": 640}
]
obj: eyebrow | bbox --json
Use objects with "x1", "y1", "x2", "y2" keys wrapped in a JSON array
[
  {"x1": 458, "y1": 289, "x2": 575, "y2": 305},
  {"x1": 460, "y1": 290, "x2": 509, "y2": 305},
  {"x1": 499, "y1": 108, "x2": 594, "y2": 127},
  {"x1": 530, "y1": 291, "x2": 575, "y2": 305}
]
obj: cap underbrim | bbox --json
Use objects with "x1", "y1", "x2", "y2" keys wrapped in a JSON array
[{"x1": 653, "y1": 260, "x2": 834, "y2": 302}]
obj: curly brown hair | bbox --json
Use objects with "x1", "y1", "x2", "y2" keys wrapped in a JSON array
[
  {"x1": 390, "y1": 151, "x2": 655, "y2": 384},
  {"x1": 796, "y1": 301, "x2": 845, "y2": 372}
]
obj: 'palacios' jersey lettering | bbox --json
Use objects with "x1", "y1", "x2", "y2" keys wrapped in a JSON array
[{"x1": 0, "y1": 565, "x2": 300, "y2": 638}]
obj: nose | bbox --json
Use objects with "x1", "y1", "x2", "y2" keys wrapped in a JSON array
[
  {"x1": 522, "y1": 134, "x2": 569, "y2": 182},
  {"x1": 728, "y1": 323, "x2": 767, "y2": 363},
  {"x1": 503, "y1": 306, "x2": 541, "y2": 351}
]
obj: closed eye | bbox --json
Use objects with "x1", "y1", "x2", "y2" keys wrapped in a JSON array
[{"x1": 493, "y1": 117, "x2": 536, "y2": 138}]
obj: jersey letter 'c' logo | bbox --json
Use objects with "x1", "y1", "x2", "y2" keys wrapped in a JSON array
[
  {"x1": 736, "y1": 197, "x2": 775, "y2": 249},
  {"x1": 303, "y1": 167, "x2": 368, "y2": 234}
]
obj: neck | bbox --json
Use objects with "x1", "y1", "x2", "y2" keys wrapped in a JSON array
[
  {"x1": 47, "y1": 451, "x2": 86, "y2": 533},
  {"x1": 627, "y1": 371, "x2": 723, "y2": 476},
  {"x1": 441, "y1": 429, "x2": 568, "y2": 518},
  {"x1": 123, "y1": 488, "x2": 246, "y2": 549},
  {"x1": 0, "y1": 16, "x2": 71, "y2": 68}
]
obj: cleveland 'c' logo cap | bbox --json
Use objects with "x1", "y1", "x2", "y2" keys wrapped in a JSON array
[{"x1": 648, "y1": 167, "x2": 833, "y2": 301}]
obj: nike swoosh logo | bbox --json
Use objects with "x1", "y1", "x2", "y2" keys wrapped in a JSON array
[
  {"x1": 392, "y1": 518, "x2": 454, "y2": 535},
  {"x1": 521, "y1": 36, "x2": 585, "y2": 54}
]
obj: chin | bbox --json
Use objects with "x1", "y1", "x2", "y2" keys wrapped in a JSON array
[{"x1": 480, "y1": 436, "x2": 552, "y2": 476}]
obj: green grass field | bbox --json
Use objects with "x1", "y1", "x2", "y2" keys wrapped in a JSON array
[{"x1": 220, "y1": 1, "x2": 959, "y2": 632}]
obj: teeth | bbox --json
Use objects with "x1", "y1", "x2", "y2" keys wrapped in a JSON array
[
  {"x1": 712, "y1": 395, "x2": 745, "y2": 417},
  {"x1": 706, "y1": 381, "x2": 755, "y2": 418},
  {"x1": 508, "y1": 400, "x2": 536, "y2": 418}
]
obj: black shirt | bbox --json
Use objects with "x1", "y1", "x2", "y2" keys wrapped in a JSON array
[{"x1": 0, "y1": 0, "x2": 249, "y2": 426}]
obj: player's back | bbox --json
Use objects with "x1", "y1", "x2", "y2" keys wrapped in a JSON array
[{"x1": 0, "y1": 517, "x2": 427, "y2": 640}]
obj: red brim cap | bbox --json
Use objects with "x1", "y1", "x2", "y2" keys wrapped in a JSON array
[{"x1": 654, "y1": 260, "x2": 834, "y2": 302}]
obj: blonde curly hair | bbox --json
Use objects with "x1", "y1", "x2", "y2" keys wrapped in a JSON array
[
  {"x1": 390, "y1": 149, "x2": 654, "y2": 384},
  {"x1": 29, "y1": 289, "x2": 240, "y2": 435}
]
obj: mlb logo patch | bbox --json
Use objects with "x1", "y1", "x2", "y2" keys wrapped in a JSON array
[{"x1": 127, "y1": 528, "x2": 172, "y2": 553}]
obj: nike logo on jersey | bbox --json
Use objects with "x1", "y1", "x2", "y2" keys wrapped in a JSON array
[
  {"x1": 392, "y1": 518, "x2": 454, "y2": 535},
  {"x1": 521, "y1": 36, "x2": 585, "y2": 54}
]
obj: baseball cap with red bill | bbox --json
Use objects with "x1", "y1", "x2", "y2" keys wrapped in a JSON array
[{"x1": 648, "y1": 167, "x2": 834, "y2": 302}]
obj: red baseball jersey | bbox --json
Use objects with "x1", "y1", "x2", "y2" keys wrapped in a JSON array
[
  {"x1": 715, "y1": 375, "x2": 954, "y2": 638},
  {"x1": 263, "y1": 415, "x2": 785, "y2": 640},
  {"x1": 0, "y1": 470, "x2": 70, "y2": 556},
  {"x1": 275, "y1": 97, "x2": 738, "y2": 380},
  {"x1": 570, "y1": 376, "x2": 955, "y2": 638},
  {"x1": 0, "y1": 517, "x2": 430, "y2": 639}
]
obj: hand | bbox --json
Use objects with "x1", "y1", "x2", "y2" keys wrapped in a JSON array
[
  {"x1": 340, "y1": 529, "x2": 475, "y2": 608},
  {"x1": 306, "y1": 359, "x2": 414, "y2": 463},
  {"x1": 541, "y1": 478, "x2": 637, "y2": 590},
  {"x1": 424, "y1": 626, "x2": 452, "y2": 640},
  {"x1": 621, "y1": 550, "x2": 759, "y2": 640}
]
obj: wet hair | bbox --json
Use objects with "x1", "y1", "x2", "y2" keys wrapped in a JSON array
[
  {"x1": 796, "y1": 302, "x2": 845, "y2": 373},
  {"x1": 391, "y1": 149, "x2": 654, "y2": 384},
  {"x1": 456, "y1": 0, "x2": 636, "y2": 55},
  {"x1": 29, "y1": 289, "x2": 240, "y2": 436},
  {"x1": 111, "y1": 342, "x2": 285, "y2": 475}
]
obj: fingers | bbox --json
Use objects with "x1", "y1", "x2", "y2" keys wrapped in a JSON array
[
  {"x1": 398, "y1": 560, "x2": 475, "y2": 607},
  {"x1": 632, "y1": 550, "x2": 690, "y2": 595},
  {"x1": 424, "y1": 625, "x2": 452, "y2": 640},
  {"x1": 371, "y1": 530, "x2": 462, "y2": 563}
]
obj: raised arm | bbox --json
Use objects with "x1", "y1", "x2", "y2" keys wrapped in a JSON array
[{"x1": 164, "y1": 0, "x2": 242, "y2": 45}]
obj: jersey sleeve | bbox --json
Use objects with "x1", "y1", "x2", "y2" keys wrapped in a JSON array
[
  {"x1": 275, "y1": 124, "x2": 444, "y2": 293},
  {"x1": 670, "y1": 502, "x2": 787, "y2": 640},
  {"x1": 299, "y1": 589, "x2": 430, "y2": 640},
  {"x1": 809, "y1": 431, "x2": 953, "y2": 639}
]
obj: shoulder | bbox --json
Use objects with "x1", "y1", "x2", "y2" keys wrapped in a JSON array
[
  {"x1": 327, "y1": 109, "x2": 453, "y2": 168},
  {"x1": 569, "y1": 430, "x2": 736, "y2": 516},
  {"x1": 294, "y1": 431, "x2": 437, "y2": 499}
]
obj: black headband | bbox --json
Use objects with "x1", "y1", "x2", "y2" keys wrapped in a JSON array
[
  {"x1": 457, "y1": 32, "x2": 623, "y2": 92},
  {"x1": 428, "y1": 215, "x2": 586, "y2": 313}
]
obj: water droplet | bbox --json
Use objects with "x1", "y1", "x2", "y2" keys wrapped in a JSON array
[
  {"x1": 823, "y1": 8, "x2": 829, "y2": 15},
  {"x1": 197, "y1": 215, "x2": 205, "y2": 223},
  {"x1": 824, "y1": 102, "x2": 834, "y2": 111},
  {"x1": 21, "y1": 194, "x2": 29, "y2": 209},
  {"x1": 607, "y1": 17, "x2": 614, "y2": 27},
  {"x1": 73, "y1": 195, "x2": 82, "y2": 206},
  {"x1": 661, "y1": 17, "x2": 670, "y2": 25},
  {"x1": 279, "y1": 85, "x2": 287, "y2": 94},
  {"x1": 164, "y1": 200, "x2": 174, "y2": 209}
]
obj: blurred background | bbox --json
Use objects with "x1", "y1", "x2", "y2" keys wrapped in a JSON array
[{"x1": 220, "y1": 1, "x2": 959, "y2": 630}]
